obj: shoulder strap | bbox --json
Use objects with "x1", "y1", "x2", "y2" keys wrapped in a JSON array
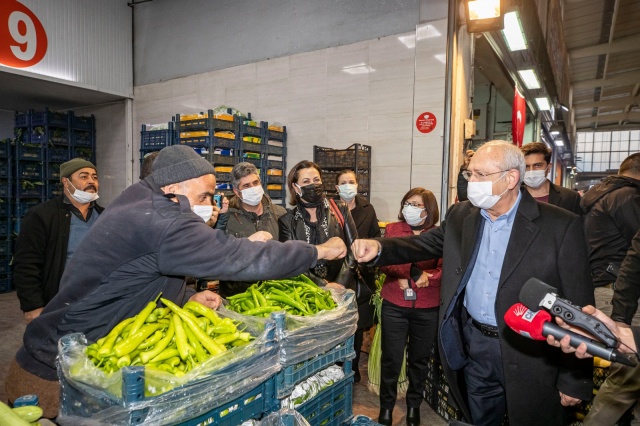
[{"x1": 328, "y1": 198, "x2": 345, "y2": 228}]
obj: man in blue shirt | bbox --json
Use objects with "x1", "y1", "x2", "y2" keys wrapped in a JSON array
[{"x1": 353, "y1": 141, "x2": 594, "y2": 426}]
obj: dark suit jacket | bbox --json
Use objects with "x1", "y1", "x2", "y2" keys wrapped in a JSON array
[
  {"x1": 548, "y1": 181, "x2": 582, "y2": 216},
  {"x1": 376, "y1": 189, "x2": 594, "y2": 426}
]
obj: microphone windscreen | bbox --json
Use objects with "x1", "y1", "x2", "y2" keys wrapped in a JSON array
[
  {"x1": 519, "y1": 278, "x2": 558, "y2": 310},
  {"x1": 504, "y1": 303, "x2": 551, "y2": 340}
]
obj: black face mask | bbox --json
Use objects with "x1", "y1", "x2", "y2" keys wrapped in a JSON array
[{"x1": 296, "y1": 183, "x2": 325, "y2": 205}]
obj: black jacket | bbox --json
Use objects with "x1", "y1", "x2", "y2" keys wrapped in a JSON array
[
  {"x1": 581, "y1": 175, "x2": 640, "y2": 287},
  {"x1": 279, "y1": 198, "x2": 356, "y2": 289},
  {"x1": 548, "y1": 182, "x2": 582, "y2": 216},
  {"x1": 611, "y1": 229, "x2": 640, "y2": 324},
  {"x1": 12, "y1": 195, "x2": 104, "y2": 312},
  {"x1": 376, "y1": 190, "x2": 594, "y2": 426},
  {"x1": 16, "y1": 176, "x2": 318, "y2": 380}
]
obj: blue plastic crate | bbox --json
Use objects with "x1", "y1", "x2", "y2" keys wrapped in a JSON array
[
  {"x1": 294, "y1": 373, "x2": 354, "y2": 426},
  {"x1": 17, "y1": 184, "x2": 44, "y2": 199},
  {"x1": 47, "y1": 164, "x2": 61, "y2": 180},
  {"x1": 0, "y1": 275, "x2": 12, "y2": 293},
  {"x1": 72, "y1": 147, "x2": 93, "y2": 162},
  {"x1": 266, "y1": 144, "x2": 285, "y2": 156},
  {"x1": 72, "y1": 131, "x2": 93, "y2": 147},
  {"x1": 211, "y1": 137, "x2": 236, "y2": 150},
  {"x1": 215, "y1": 172, "x2": 232, "y2": 182},
  {"x1": 0, "y1": 256, "x2": 11, "y2": 275},
  {"x1": 0, "y1": 201, "x2": 11, "y2": 217},
  {"x1": 12, "y1": 219, "x2": 20, "y2": 235},
  {"x1": 0, "y1": 220, "x2": 11, "y2": 237},
  {"x1": 0, "y1": 181, "x2": 10, "y2": 198},
  {"x1": 268, "y1": 129, "x2": 286, "y2": 141},
  {"x1": 18, "y1": 163, "x2": 43, "y2": 179},
  {"x1": 265, "y1": 159, "x2": 284, "y2": 169},
  {"x1": 15, "y1": 112, "x2": 29, "y2": 127},
  {"x1": 0, "y1": 163, "x2": 9, "y2": 179},
  {"x1": 48, "y1": 183, "x2": 64, "y2": 199},
  {"x1": 16, "y1": 199, "x2": 40, "y2": 217},
  {"x1": 241, "y1": 125, "x2": 263, "y2": 137},
  {"x1": 71, "y1": 113, "x2": 94, "y2": 131},
  {"x1": 30, "y1": 128, "x2": 70, "y2": 146},
  {"x1": 177, "y1": 111, "x2": 213, "y2": 132},
  {"x1": 276, "y1": 336, "x2": 355, "y2": 399},
  {"x1": 212, "y1": 118, "x2": 236, "y2": 132},
  {"x1": 266, "y1": 175, "x2": 284, "y2": 184},
  {"x1": 0, "y1": 141, "x2": 11, "y2": 158},
  {"x1": 351, "y1": 415, "x2": 382, "y2": 425},
  {"x1": 179, "y1": 136, "x2": 212, "y2": 148},
  {"x1": 241, "y1": 142, "x2": 264, "y2": 153},
  {"x1": 212, "y1": 154, "x2": 237, "y2": 167},
  {"x1": 17, "y1": 144, "x2": 44, "y2": 161},
  {"x1": 48, "y1": 147, "x2": 71, "y2": 162},
  {"x1": 31, "y1": 109, "x2": 69, "y2": 127},
  {"x1": 0, "y1": 239, "x2": 11, "y2": 256},
  {"x1": 141, "y1": 124, "x2": 174, "y2": 150}
]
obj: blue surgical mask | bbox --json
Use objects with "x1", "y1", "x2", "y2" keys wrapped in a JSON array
[
  {"x1": 68, "y1": 182, "x2": 99, "y2": 204},
  {"x1": 338, "y1": 184, "x2": 358, "y2": 202}
]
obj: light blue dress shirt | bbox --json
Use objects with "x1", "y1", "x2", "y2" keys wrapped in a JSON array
[{"x1": 464, "y1": 190, "x2": 522, "y2": 326}]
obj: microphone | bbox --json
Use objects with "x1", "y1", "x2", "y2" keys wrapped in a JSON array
[
  {"x1": 519, "y1": 277, "x2": 618, "y2": 348},
  {"x1": 504, "y1": 303, "x2": 636, "y2": 367}
]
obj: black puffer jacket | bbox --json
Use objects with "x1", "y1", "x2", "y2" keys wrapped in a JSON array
[
  {"x1": 611, "y1": 229, "x2": 640, "y2": 324},
  {"x1": 581, "y1": 175, "x2": 640, "y2": 287},
  {"x1": 279, "y1": 198, "x2": 356, "y2": 289}
]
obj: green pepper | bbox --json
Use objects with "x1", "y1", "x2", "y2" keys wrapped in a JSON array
[
  {"x1": 161, "y1": 298, "x2": 226, "y2": 356},
  {"x1": 149, "y1": 347, "x2": 180, "y2": 364},
  {"x1": 183, "y1": 301, "x2": 222, "y2": 325},
  {"x1": 96, "y1": 317, "x2": 135, "y2": 359},
  {"x1": 210, "y1": 324, "x2": 237, "y2": 334},
  {"x1": 214, "y1": 331, "x2": 240, "y2": 345},
  {"x1": 129, "y1": 297, "x2": 160, "y2": 337},
  {"x1": 138, "y1": 330, "x2": 164, "y2": 350},
  {"x1": 184, "y1": 324, "x2": 208, "y2": 363},
  {"x1": 251, "y1": 287, "x2": 260, "y2": 308},
  {"x1": 265, "y1": 294, "x2": 309, "y2": 314},
  {"x1": 139, "y1": 319, "x2": 175, "y2": 364},
  {"x1": 172, "y1": 313, "x2": 193, "y2": 360},
  {"x1": 113, "y1": 323, "x2": 163, "y2": 357},
  {"x1": 226, "y1": 292, "x2": 251, "y2": 300},
  {"x1": 241, "y1": 306, "x2": 282, "y2": 316}
]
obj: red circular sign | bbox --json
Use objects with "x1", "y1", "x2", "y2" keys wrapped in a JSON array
[
  {"x1": 0, "y1": 0, "x2": 47, "y2": 68},
  {"x1": 416, "y1": 112, "x2": 437, "y2": 134}
]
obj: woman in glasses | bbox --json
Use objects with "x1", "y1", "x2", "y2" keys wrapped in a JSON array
[{"x1": 377, "y1": 187, "x2": 442, "y2": 426}]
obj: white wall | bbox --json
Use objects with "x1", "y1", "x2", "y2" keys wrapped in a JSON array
[{"x1": 134, "y1": 19, "x2": 448, "y2": 222}]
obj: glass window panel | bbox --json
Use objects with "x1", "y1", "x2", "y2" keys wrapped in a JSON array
[
  {"x1": 612, "y1": 131, "x2": 622, "y2": 142},
  {"x1": 585, "y1": 132, "x2": 594, "y2": 142},
  {"x1": 584, "y1": 153, "x2": 593, "y2": 162},
  {"x1": 601, "y1": 132, "x2": 611, "y2": 142},
  {"x1": 612, "y1": 140, "x2": 623, "y2": 151},
  {"x1": 602, "y1": 152, "x2": 611, "y2": 163},
  {"x1": 611, "y1": 160, "x2": 622, "y2": 170},
  {"x1": 578, "y1": 133, "x2": 585, "y2": 143},
  {"x1": 594, "y1": 152, "x2": 602, "y2": 162},
  {"x1": 583, "y1": 162, "x2": 591, "y2": 172},
  {"x1": 631, "y1": 130, "x2": 640, "y2": 141},
  {"x1": 595, "y1": 133, "x2": 603, "y2": 142},
  {"x1": 631, "y1": 140, "x2": 640, "y2": 151},
  {"x1": 583, "y1": 140, "x2": 593, "y2": 152}
]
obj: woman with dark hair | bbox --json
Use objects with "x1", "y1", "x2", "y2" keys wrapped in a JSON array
[
  {"x1": 335, "y1": 169, "x2": 381, "y2": 382},
  {"x1": 279, "y1": 160, "x2": 357, "y2": 289},
  {"x1": 377, "y1": 187, "x2": 442, "y2": 426}
]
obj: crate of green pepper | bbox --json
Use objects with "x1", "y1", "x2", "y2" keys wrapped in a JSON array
[{"x1": 57, "y1": 296, "x2": 281, "y2": 425}]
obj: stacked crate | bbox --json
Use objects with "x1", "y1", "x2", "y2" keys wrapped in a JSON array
[
  {"x1": 264, "y1": 124, "x2": 287, "y2": 206},
  {"x1": 0, "y1": 138, "x2": 12, "y2": 292},
  {"x1": 70, "y1": 111, "x2": 96, "y2": 164},
  {"x1": 313, "y1": 144, "x2": 371, "y2": 201},
  {"x1": 139, "y1": 122, "x2": 176, "y2": 173}
]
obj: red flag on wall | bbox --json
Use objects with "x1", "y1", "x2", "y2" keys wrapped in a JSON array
[{"x1": 512, "y1": 86, "x2": 526, "y2": 147}]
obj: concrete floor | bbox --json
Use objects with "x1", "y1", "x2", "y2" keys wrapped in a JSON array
[{"x1": 0, "y1": 291, "x2": 446, "y2": 425}]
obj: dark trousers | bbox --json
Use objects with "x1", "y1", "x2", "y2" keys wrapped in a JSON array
[
  {"x1": 353, "y1": 328, "x2": 363, "y2": 372},
  {"x1": 380, "y1": 300, "x2": 439, "y2": 410},
  {"x1": 462, "y1": 315, "x2": 506, "y2": 426}
]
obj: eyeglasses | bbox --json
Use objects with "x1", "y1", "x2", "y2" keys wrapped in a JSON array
[
  {"x1": 461, "y1": 170, "x2": 509, "y2": 181},
  {"x1": 403, "y1": 202, "x2": 425, "y2": 208}
]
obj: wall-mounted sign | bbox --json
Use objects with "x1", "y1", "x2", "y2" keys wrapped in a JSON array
[
  {"x1": 0, "y1": 0, "x2": 47, "y2": 68},
  {"x1": 416, "y1": 112, "x2": 437, "y2": 134}
]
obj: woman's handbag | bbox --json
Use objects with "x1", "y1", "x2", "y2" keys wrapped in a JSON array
[{"x1": 328, "y1": 198, "x2": 374, "y2": 306}]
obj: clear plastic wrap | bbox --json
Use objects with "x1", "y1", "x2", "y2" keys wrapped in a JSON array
[
  {"x1": 57, "y1": 309, "x2": 281, "y2": 425},
  {"x1": 256, "y1": 408, "x2": 311, "y2": 426},
  {"x1": 274, "y1": 288, "x2": 358, "y2": 366}
]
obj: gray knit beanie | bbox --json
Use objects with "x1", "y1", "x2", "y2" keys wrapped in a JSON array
[{"x1": 151, "y1": 145, "x2": 215, "y2": 186}]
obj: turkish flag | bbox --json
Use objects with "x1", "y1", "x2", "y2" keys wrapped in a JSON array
[{"x1": 512, "y1": 86, "x2": 526, "y2": 147}]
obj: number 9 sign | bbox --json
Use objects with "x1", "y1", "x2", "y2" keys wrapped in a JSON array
[{"x1": 0, "y1": 0, "x2": 47, "y2": 68}]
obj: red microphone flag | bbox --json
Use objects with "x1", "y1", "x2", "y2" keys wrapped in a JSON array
[{"x1": 503, "y1": 303, "x2": 552, "y2": 340}]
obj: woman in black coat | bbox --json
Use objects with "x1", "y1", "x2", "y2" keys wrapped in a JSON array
[{"x1": 335, "y1": 169, "x2": 381, "y2": 382}]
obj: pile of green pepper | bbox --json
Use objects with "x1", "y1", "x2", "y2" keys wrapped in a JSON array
[
  {"x1": 226, "y1": 275, "x2": 337, "y2": 317},
  {"x1": 86, "y1": 295, "x2": 253, "y2": 376}
]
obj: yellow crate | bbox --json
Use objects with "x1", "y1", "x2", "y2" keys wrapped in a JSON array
[
  {"x1": 267, "y1": 169, "x2": 283, "y2": 176},
  {"x1": 214, "y1": 131, "x2": 235, "y2": 139},
  {"x1": 180, "y1": 113, "x2": 207, "y2": 121},
  {"x1": 180, "y1": 131, "x2": 208, "y2": 138},
  {"x1": 267, "y1": 184, "x2": 282, "y2": 190},
  {"x1": 268, "y1": 125, "x2": 283, "y2": 132},
  {"x1": 214, "y1": 166, "x2": 233, "y2": 173}
]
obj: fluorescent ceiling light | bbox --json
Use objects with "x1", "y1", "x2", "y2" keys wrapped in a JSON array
[
  {"x1": 468, "y1": 0, "x2": 501, "y2": 20},
  {"x1": 536, "y1": 97, "x2": 551, "y2": 111},
  {"x1": 417, "y1": 25, "x2": 442, "y2": 40},
  {"x1": 560, "y1": 103, "x2": 569, "y2": 112},
  {"x1": 554, "y1": 138, "x2": 564, "y2": 147},
  {"x1": 518, "y1": 69, "x2": 541, "y2": 89},
  {"x1": 434, "y1": 54, "x2": 447, "y2": 64},
  {"x1": 398, "y1": 35, "x2": 415, "y2": 49},
  {"x1": 502, "y1": 11, "x2": 527, "y2": 51},
  {"x1": 342, "y1": 63, "x2": 375, "y2": 75}
]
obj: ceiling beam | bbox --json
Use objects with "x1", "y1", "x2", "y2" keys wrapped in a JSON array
[
  {"x1": 576, "y1": 111, "x2": 640, "y2": 127},
  {"x1": 574, "y1": 95, "x2": 639, "y2": 110},
  {"x1": 569, "y1": 34, "x2": 640, "y2": 59},
  {"x1": 573, "y1": 70, "x2": 640, "y2": 91}
]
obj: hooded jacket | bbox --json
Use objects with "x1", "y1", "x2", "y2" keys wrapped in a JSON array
[{"x1": 580, "y1": 175, "x2": 640, "y2": 287}]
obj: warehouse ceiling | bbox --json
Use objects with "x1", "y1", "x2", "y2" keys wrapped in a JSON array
[
  {"x1": 563, "y1": 0, "x2": 640, "y2": 131},
  {"x1": 0, "y1": 70, "x2": 126, "y2": 114}
]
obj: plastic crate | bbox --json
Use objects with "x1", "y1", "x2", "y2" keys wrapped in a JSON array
[
  {"x1": 16, "y1": 199, "x2": 40, "y2": 217},
  {"x1": 48, "y1": 183, "x2": 63, "y2": 199},
  {"x1": 0, "y1": 275, "x2": 12, "y2": 293},
  {"x1": 216, "y1": 172, "x2": 232, "y2": 182},
  {"x1": 72, "y1": 131, "x2": 93, "y2": 147},
  {"x1": 0, "y1": 220, "x2": 11, "y2": 237},
  {"x1": 47, "y1": 164, "x2": 61, "y2": 180},
  {"x1": 15, "y1": 112, "x2": 29, "y2": 127},
  {"x1": 314, "y1": 144, "x2": 371, "y2": 170},
  {"x1": 48, "y1": 147, "x2": 71, "y2": 162},
  {"x1": 31, "y1": 128, "x2": 70, "y2": 146},
  {"x1": 0, "y1": 163, "x2": 9, "y2": 179},
  {"x1": 212, "y1": 118, "x2": 237, "y2": 132},
  {"x1": 177, "y1": 110, "x2": 213, "y2": 132},
  {"x1": 31, "y1": 109, "x2": 69, "y2": 128},
  {"x1": 0, "y1": 141, "x2": 10, "y2": 158},
  {"x1": 17, "y1": 184, "x2": 44, "y2": 199},
  {"x1": 294, "y1": 372, "x2": 354, "y2": 426},
  {"x1": 18, "y1": 163, "x2": 43, "y2": 179},
  {"x1": 212, "y1": 154, "x2": 238, "y2": 167},
  {"x1": 0, "y1": 239, "x2": 12, "y2": 256},
  {"x1": 211, "y1": 137, "x2": 236, "y2": 150},
  {"x1": 266, "y1": 144, "x2": 285, "y2": 156},
  {"x1": 265, "y1": 159, "x2": 283, "y2": 169},
  {"x1": 17, "y1": 144, "x2": 43, "y2": 161},
  {"x1": 241, "y1": 141, "x2": 264, "y2": 153},
  {"x1": 71, "y1": 113, "x2": 94, "y2": 131},
  {"x1": 140, "y1": 123, "x2": 175, "y2": 150},
  {"x1": 268, "y1": 128, "x2": 286, "y2": 141},
  {"x1": 351, "y1": 415, "x2": 382, "y2": 426},
  {"x1": 241, "y1": 124, "x2": 263, "y2": 137},
  {"x1": 72, "y1": 147, "x2": 93, "y2": 161},
  {"x1": 0, "y1": 256, "x2": 11, "y2": 275},
  {"x1": 266, "y1": 175, "x2": 284, "y2": 184},
  {"x1": 0, "y1": 201, "x2": 10, "y2": 217},
  {"x1": 276, "y1": 336, "x2": 355, "y2": 399},
  {"x1": 0, "y1": 181, "x2": 10, "y2": 198},
  {"x1": 179, "y1": 136, "x2": 212, "y2": 148}
]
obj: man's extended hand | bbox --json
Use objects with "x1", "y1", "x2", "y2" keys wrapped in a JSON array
[
  {"x1": 24, "y1": 307, "x2": 44, "y2": 324},
  {"x1": 248, "y1": 231, "x2": 273, "y2": 242},
  {"x1": 316, "y1": 237, "x2": 347, "y2": 260},
  {"x1": 188, "y1": 290, "x2": 222, "y2": 310},
  {"x1": 351, "y1": 239, "x2": 381, "y2": 263},
  {"x1": 559, "y1": 392, "x2": 581, "y2": 407}
]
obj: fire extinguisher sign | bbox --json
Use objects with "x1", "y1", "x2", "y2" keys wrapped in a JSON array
[
  {"x1": 416, "y1": 112, "x2": 437, "y2": 134},
  {"x1": 0, "y1": 0, "x2": 47, "y2": 68}
]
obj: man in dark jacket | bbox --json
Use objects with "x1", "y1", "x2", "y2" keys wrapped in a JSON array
[
  {"x1": 521, "y1": 142, "x2": 582, "y2": 216},
  {"x1": 354, "y1": 141, "x2": 594, "y2": 426},
  {"x1": 13, "y1": 158, "x2": 104, "y2": 323},
  {"x1": 579, "y1": 153, "x2": 640, "y2": 425},
  {"x1": 6, "y1": 145, "x2": 346, "y2": 418}
]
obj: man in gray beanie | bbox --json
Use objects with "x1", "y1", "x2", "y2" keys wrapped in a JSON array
[
  {"x1": 13, "y1": 157, "x2": 104, "y2": 325},
  {"x1": 8, "y1": 144, "x2": 347, "y2": 418}
]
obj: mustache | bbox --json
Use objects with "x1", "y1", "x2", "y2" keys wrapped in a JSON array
[{"x1": 83, "y1": 185, "x2": 97, "y2": 192}]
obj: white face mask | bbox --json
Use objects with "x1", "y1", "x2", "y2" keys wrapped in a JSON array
[
  {"x1": 524, "y1": 170, "x2": 547, "y2": 188},
  {"x1": 192, "y1": 205, "x2": 213, "y2": 222},
  {"x1": 338, "y1": 184, "x2": 358, "y2": 202},
  {"x1": 240, "y1": 185, "x2": 264, "y2": 206},
  {"x1": 467, "y1": 172, "x2": 508, "y2": 210},
  {"x1": 402, "y1": 205, "x2": 426, "y2": 226},
  {"x1": 68, "y1": 182, "x2": 99, "y2": 204}
]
